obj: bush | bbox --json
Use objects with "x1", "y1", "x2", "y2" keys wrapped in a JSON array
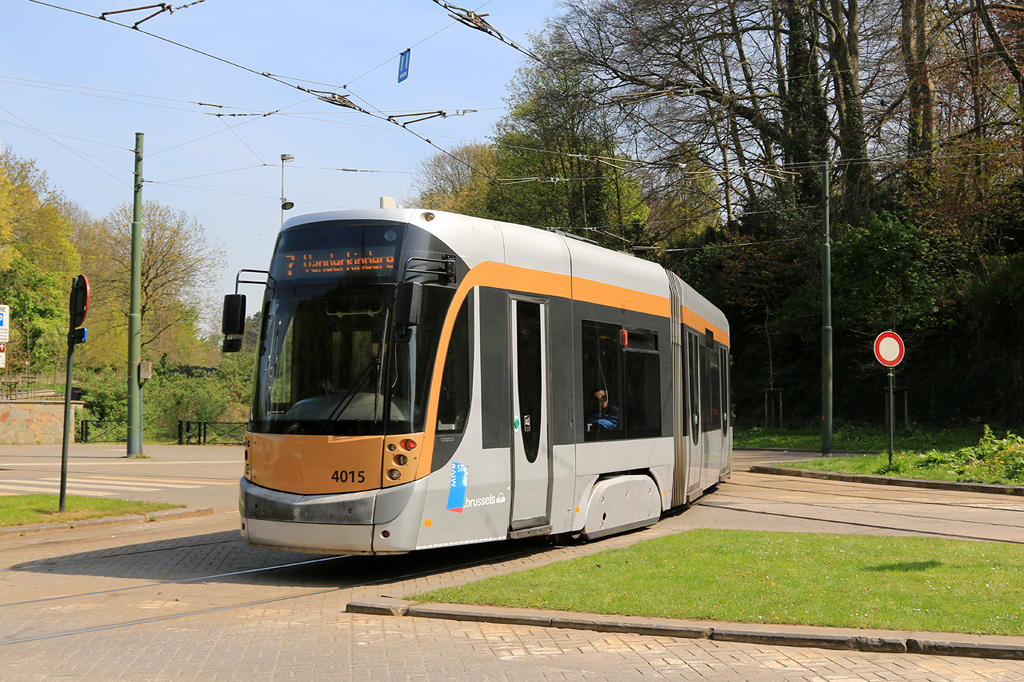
[
  {"x1": 75, "y1": 358, "x2": 254, "y2": 441},
  {"x1": 950, "y1": 426, "x2": 1024, "y2": 485},
  {"x1": 78, "y1": 366, "x2": 128, "y2": 422}
]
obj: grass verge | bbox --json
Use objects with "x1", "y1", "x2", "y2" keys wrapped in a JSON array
[
  {"x1": 0, "y1": 494, "x2": 181, "y2": 528},
  {"x1": 768, "y1": 426, "x2": 1024, "y2": 486},
  {"x1": 735, "y1": 425, "x2": 982, "y2": 452},
  {"x1": 415, "y1": 530, "x2": 1024, "y2": 636}
]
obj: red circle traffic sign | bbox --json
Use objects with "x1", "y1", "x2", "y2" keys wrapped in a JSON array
[{"x1": 874, "y1": 331, "x2": 905, "y2": 367}]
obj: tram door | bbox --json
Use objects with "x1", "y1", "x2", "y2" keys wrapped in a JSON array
[
  {"x1": 686, "y1": 331, "x2": 703, "y2": 499},
  {"x1": 509, "y1": 299, "x2": 552, "y2": 530}
]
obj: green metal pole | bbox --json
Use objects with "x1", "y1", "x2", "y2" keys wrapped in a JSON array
[
  {"x1": 822, "y1": 162, "x2": 833, "y2": 456},
  {"x1": 127, "y1": 133, "x2": 143, "y2": 457},
  {"x1": 59, "y1": 330, "x2": 75, "y2": 512}
]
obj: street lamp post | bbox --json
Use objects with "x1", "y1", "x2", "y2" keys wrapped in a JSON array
[{"x1": 280, "y1": 153, "x2": 294, "y2": 225}]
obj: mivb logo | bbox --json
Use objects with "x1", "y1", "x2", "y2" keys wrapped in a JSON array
[{"x1": 446, "y1": 462, "x2": 468, "y2": 513}]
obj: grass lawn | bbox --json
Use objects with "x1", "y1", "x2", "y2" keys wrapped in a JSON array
[
  {"x1": 0, "y1": 494, "x2": 180, "y2": 528},
  {"x1": 756, "y1": 426, "x2": 1024, "y2": 486},
  {"x1": 772, "y1": 452, "x2": 964, "y2": 480},
  {"x1": 734, "y1": 425, "x2": 983, "y2": 452},
  {"x1": 415, "y1": 530, "x2": 1024, "y2": 636}
]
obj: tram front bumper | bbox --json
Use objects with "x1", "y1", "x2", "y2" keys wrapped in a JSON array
[{"x1": 239, "y1": 477, "x2": 419, "y2": 554}]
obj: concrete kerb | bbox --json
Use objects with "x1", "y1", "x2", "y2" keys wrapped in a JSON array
[
  {"x1": 0, "y1": 507, "x2": 213, "y2": 536},
  {"x1": 750, "y1": 464, "x2": 1024, "y2": 496},
  {"x1": 346, "y1": 598, "x2": 1024, "y2": 660},
  {"x1": 345, "y1": 462, "x2": 1024, "y2": 662}
]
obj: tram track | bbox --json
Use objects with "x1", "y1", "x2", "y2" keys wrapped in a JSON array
[
  {"x1": 699, "y1": 498, "x2": 1024, "y2": 544},
  {"x1": 0, "y1": 534, "x2": 550, "y2": 648},
  {"x1": 730, "y1": 475, "x2": 1024, "y2": 514},
  {"x1": 701, "y1": 475, "x2": 1024, "y2": 544},
  {"x1": 0, "y1": 518, "x2": 240, "y2": 556},
  {"x1": 0, "y1": 554, "x2": 346, "y2": 609}
]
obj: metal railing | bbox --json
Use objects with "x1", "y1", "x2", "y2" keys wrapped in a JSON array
[
  {"x1": 80, "y1": 420, "x2": 127, "y2": 443},
  {"x1": 178, "y1": 420, "x2": 247, "y2": 445}
]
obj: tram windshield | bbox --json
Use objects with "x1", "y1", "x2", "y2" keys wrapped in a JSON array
[{"x1": 250, "y1": 221, "x2": 452, "y2": 436}]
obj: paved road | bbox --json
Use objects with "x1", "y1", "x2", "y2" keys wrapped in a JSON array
[
  {"x1": 0, "y1": 443, "x2": 241, "y2": 510},
  {"x1": 1, "y1": 446, "x2": 1022, "y2": 681}
]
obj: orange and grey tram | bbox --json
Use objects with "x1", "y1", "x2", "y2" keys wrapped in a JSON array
[{"x1": 222, "y1": 208, "x2": 731, "y2": 555}]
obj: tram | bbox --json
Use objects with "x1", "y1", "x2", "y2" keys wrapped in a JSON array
[{"x1": 221, "y1": 207, "x2": 731, "y2": 555}]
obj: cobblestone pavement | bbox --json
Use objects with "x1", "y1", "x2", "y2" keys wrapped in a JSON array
[
  {"x1": 3, "y1": 502, "x2": 1024, "y2": 682},
  {"x1": 3, "y1": 449, "x2": 1024, "y2": 682}
]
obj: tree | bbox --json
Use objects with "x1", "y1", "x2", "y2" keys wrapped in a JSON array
[
  {"x1": 0, "y1": 149, "x2": 81, "y2": 373},
  {"x1": 75, "y1": 200, "x2": 225, "y2": 366},
  {"x1": 409, "y1": 143, "x2": 497, "y2": 217},
  {"x1": 485, "y1": 31, "x2": 650, "y2": 244}
]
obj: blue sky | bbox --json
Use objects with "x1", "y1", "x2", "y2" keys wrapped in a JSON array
[{"x1": 2, "y1": 0, "x2": 558, "y2": 316}]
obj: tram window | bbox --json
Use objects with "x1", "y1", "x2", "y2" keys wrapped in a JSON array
[
  {"x1": 623, "y1": 347, "x2": 662, "y2": 439},
  {"x1": 582, "y1": 321, "x2": 661, "y2": 441},
  {"x1": 701, "y1": 343, "x2": 722, "y2": 432},
  {"x1": 721, "y1": 347, "x2": 730, "y2": 434},
  {"x1": 516, "y1": 301, "x2": 543, "y2": 462},
  {"x1": 688, "y1": 333, "x2": 700, "y2": 444},
  {"x1": 436, "y1": 297, "x2": 472, "y2": 433},
  {"x1": 582, "y1": 321, "x2": 624, "y2": 442}
]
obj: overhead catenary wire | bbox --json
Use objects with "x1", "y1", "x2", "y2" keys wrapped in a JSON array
[
  {"x1": 0, "y1": 102, "x2": 130, "y2": 185},
  {"x1": 27, "y1": 0, "x2": 503, "y2": 182},
  {"x1": 430, "y1": 0, "x2": 542, "y2": 62}
]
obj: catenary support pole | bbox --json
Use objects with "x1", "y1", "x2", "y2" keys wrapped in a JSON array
[
  {"x1": 822, "y1": 162, "x2": 833, "y2": 456},
  {"x1": 127, "y1": 133, "x2": 143, "y2": 457}
]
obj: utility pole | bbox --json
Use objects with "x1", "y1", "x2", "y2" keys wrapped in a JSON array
[
  {"x1": 821, "y1": 162, "x2": 833, "y2": 456},
  {"x1": 127, "y1": 133, "x2": 143, "y2": 457}
]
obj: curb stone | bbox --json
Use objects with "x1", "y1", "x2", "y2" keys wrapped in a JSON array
[
  {"x1": 346, "y1": 599, "x2": 1024, "y2": 660},
  {"x1": 750, "y1": 464, "x2": 1024, "y2": 496},
  {"x1": 0, "y1": 507, "x2": 214, "y2": 536}
]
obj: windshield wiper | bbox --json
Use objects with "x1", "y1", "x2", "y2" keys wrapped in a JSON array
[{"x1": 317, "y1": 357, "x2": 380, "y2": 435}]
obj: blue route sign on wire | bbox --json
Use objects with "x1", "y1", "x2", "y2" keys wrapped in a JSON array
[{"x1": 398, "y1": 49, "x2": 411, "y2": 83}]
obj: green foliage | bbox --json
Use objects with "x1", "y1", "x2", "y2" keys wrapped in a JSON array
[
  {"x1": 76, "y1": 356, "x2": 253, "y2": 441},
  {"x1": 0, "y1": 149, "x2": 81, "y2": 372},
  {"x1": 831, "y1": 213, "x2": 939, "y2": 331},
  {"x1": 78, "y1": 366, "x2": 128, "y2": 422},
  {"x1": 215, "y1": 349, "x2": 257, "y2": 408},
  {"x1": 734, "y1": 425, "x2": 981, "y2": 452},
  {"x1": 482, "y1": 30, "x2": 649, "y2": 241},
  {"x1": 145, "y1": 369, "x2": 232, "y2": 438},
  {"x1": 774, "y1": 426, "x2": 1024, "y2": 485},
  {"x1": 950, "y1": 426, "x2": 1024, "y2": 484}
]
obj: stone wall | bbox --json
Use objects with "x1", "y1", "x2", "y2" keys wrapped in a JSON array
[{"x1": 0, "y1": 401, "x2": 81, "y2": 445}]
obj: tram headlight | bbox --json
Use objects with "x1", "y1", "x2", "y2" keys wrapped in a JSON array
[
  {"x1": 393, "y1": 453, "x2": 408, "y2": 466},
  {"x1": 387, "y1": 469, "x2": 402, "y2": 481},
  {"x1": 400, "y1": 438, "x2": 418, "y2": 451}
]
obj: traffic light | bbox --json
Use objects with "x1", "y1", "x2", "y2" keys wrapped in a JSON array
[{"x1": 69, "y1": 274, "x2": 90, "y2": 329}]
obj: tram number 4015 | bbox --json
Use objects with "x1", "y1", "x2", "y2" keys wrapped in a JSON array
[{"x1": 331, "y1": 470, "x2": 366, "y2": 483}]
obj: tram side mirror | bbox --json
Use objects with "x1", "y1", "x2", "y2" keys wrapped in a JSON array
[
  {"x1": 394, "y1": 281, "x2": 422, "y2": 342},
  {"x1": 222, "y1": 294, "x2": 246, "y2": 335},
  {"x1": 221, "y1": 293, "x2": 246, "y2": 353}
]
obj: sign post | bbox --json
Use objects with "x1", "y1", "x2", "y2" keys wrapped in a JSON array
[
  {"x1": 0, "y1": 304, "x2": 9, "y2": 370},
  {"x1": 398, "y1": 48, "x2": 411, "y2": 83},
  {"x1": 873, "y1": 331, "x2": 905, "y2": 464},
  {"x1": 60, "y1": 274, "x2": 89, "y2": 512}
]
